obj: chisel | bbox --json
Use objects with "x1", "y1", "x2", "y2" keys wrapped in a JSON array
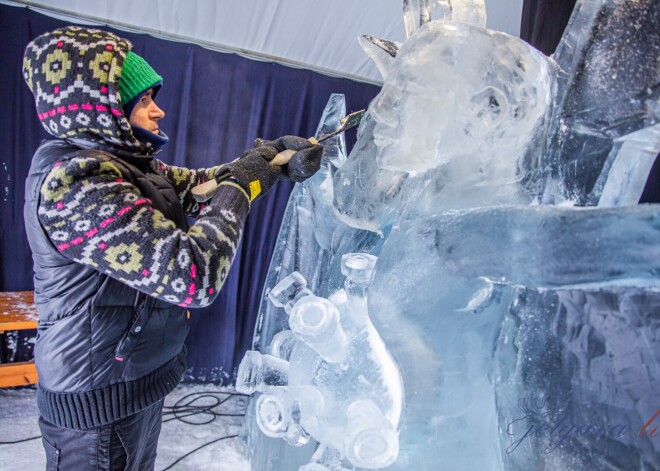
[{"x1": 192, "y1": 109, "x2": 365, "y2": 203}]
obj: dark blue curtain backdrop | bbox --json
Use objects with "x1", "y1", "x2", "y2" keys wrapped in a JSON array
[{"x1": 0, "y1": 4, "x2": 380, "y2": 382}]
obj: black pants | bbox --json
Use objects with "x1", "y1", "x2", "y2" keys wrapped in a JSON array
[{"x1": 38, "y1": 400, "x2": 164, "y2": 471}]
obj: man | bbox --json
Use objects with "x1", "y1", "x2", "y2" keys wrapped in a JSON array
[{"x1": 22, "y1": 25, "x2": 322, "y2": 470}]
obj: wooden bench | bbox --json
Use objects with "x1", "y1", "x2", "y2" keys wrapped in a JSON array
[{"x1": 0, "y1": 291, "x2": 38, "y2": 387}]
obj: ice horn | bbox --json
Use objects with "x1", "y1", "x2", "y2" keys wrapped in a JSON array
[{"x1": 358, "y1": 35, "x2": 399, "y2": 81}]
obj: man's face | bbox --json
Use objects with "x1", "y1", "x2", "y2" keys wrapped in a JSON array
[{"x1": 129, "y1": 89, "x2": 165, "y2": 133}]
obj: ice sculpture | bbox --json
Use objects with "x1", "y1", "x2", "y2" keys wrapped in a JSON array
[
  {"x1": 237, "y1": 253, "x2": 404, "y2": 469},
  {"x1": 238, "y1": 0, "x2": 659, "y2": 469}
]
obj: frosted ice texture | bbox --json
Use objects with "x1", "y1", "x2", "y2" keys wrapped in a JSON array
[
  {"x1": 540, "y1": 0, "x2": 660, "y2": 206},
  {"x1": 239, "y1": 0, "x2": 659, "y2": 469}
]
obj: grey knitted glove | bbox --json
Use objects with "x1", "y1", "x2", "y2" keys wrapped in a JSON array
[
  {"x1": 254, "y1": 135, "x2": 323, "y2": 183},
  {"x1": 225, "y1": 146, "x2": 282, "y2": 201}
]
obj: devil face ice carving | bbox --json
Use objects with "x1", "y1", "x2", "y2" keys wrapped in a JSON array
[{"x1": 334, "y1": 21, "x2": 556, "y2": 232}]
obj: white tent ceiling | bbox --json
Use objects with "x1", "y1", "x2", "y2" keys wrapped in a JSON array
[{"x1": 4, "y1": 0, "x2": 524, "y2": 84}]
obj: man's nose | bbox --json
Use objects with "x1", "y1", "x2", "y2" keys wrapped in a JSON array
[{"x1": 151, "y1": 103, "x2": 165, "y2": 120}]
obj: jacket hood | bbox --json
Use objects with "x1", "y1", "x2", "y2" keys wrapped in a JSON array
[{"x1": 23, "y1": 26, "x2": 154, "y2": 156}]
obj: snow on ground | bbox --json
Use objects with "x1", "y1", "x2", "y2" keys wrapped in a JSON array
[{"x1": 0, "y1": 384, "x2": 251, "y2": 470}]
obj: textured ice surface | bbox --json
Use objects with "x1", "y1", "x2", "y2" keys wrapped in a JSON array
[
  {"x1": 240, "y1": 0, "x2": 660, "y2": 469},
  {"x1": 238, "y1": 255, "x2": 404, "y2": 469},
  {"x1": 540, "y1": 0, "x2": 660, "y2": 205}
]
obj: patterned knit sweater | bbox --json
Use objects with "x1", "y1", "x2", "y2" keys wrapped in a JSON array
[
  {"x1": 24, "y1": 26, "x2": 251, "y2": 308},
  {"x1": 38, "y1": 156, "x2": 249, "y2": 308}
]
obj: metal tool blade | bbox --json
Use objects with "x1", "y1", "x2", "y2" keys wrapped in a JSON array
[{"x1": 316, "y1": 109, "x2": 365, "y2": 143}]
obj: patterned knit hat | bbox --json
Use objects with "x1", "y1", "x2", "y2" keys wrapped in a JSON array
[
  {"x1": 119, "y1": 51, "x2": 163, "y2": 117},
  {"x1": 23, "y1": 26, "x2": 153, "y2": 155}
]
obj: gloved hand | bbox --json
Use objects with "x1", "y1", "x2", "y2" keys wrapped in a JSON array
[
  {"x1": 254, "y1": 135, "x2": 323, "y2": 183},
  {"x1": 225, "y1": 146, "x2": 282, "y2": 201}
]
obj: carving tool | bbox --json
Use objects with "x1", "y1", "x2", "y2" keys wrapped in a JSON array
[{"x1": 192, "y1": 109, "x2": 365, "y2": 203}]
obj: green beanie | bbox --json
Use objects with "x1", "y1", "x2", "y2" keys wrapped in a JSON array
[{"x1": 119, "y1": 51, "x2": 163, "y2": 109}]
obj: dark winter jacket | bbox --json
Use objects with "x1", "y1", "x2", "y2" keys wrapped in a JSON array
[{"x1": 23, "y1": 26, "x2": 251, "y2": 429}]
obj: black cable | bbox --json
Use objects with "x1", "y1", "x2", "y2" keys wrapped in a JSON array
[
  {"x1": 0, "y1": 435, "x2": 41, "y2": 444},
  {"x1": 161, "y1": 390, "x2": 247, "y2": 425},
  {"x1": 160, "y1": 434, "x2": 239, "y2": 471},
  {"x1": 159, "y1": 390, "x2": 248, "y2": 470}
]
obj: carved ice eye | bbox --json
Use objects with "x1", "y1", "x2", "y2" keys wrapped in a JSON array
[{"x1": 471, "y1": 87, "x2": 505, "y2": 119}]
